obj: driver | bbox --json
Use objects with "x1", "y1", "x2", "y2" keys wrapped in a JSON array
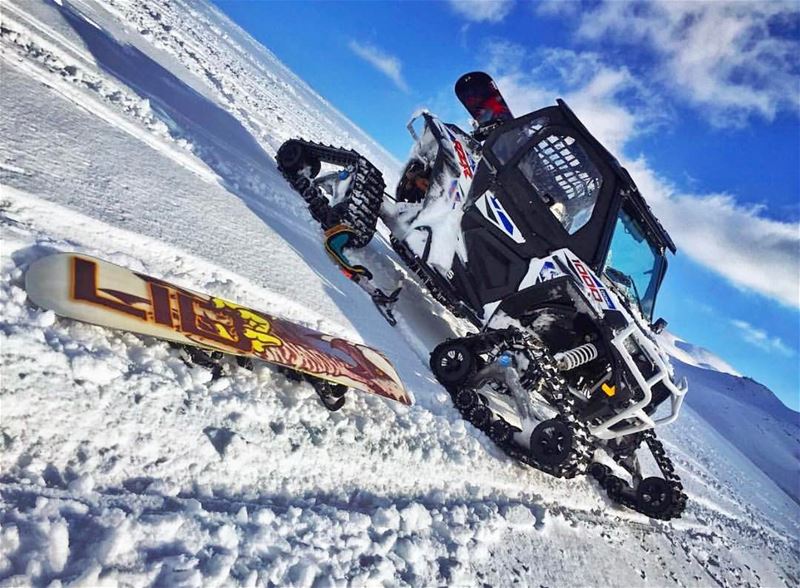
[{"x1": 398, "y1": 160, "x2": 430, "y2": 203}]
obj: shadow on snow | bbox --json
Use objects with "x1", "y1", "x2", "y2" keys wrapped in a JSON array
[{"x1": 55, "y1": 2, "x2": 461, "y2": 412}]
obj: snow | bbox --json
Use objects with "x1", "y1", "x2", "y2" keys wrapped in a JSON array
[
  {"x1": 1, "y1": 0, "x2": 799, "y2": 586},
  {"x1": 658, "y1": 331, "x2": 742, "y2": 376}
]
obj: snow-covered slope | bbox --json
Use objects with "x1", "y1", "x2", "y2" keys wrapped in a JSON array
[
  {"x1": 659, "y1": 334, "x2": 800, "y2": 504},
  {"x1": 659, "y1": 331, "x2": 741, "y2": 376},
  {"x1": 658, "y1": 332, "x2": 799, "y2": 504},
  {"x1": 1, "y1": 1, "x2": 798, "y2": 586}
]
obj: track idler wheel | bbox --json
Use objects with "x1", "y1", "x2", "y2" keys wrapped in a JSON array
[
  {"x1": 636, "y1": 477, "x2": 674, "y2": 517},
  {"x1": 467, "y1": 403, "x2": 492, "y2": 430},
  {"x1": 430, "y1": 341, "x2": 476, "y2": 387},
  {"x1": 604, "y1": 475, "x2": 626, "y2": 501},
  {"x1": 454, "y1": 388, "x2": 478, "y2": 411},
  {"x1": 588, "y1": 462, "x2": 612, "y2": 485},
  {"x1": 276, "y1": 140, "x2": 321, "y2": 177},
  {"x1": 529, "y1": 418, "x2": 574, "y2": 467},
  {"x1": 489, "y1": 419, "x2": 513, "y2": 445}
]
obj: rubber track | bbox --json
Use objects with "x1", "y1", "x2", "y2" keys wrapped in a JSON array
[
  {"x1": 277, "y1": 139, "x2": 385, "y2": 248},
  {"x1": 443, "y1": 330, "x2": 593, "y2": 479},
  {"x1": 595, "y1": 430, "x2": 687, "y2": 520},
  {"x1": 436, "y1": 329, "x2": 686, "y2": 519},
  {"x1": 389, "y1": 236, "x2": 480, "y2": 325}
]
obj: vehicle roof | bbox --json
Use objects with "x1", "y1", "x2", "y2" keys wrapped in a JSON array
[{"x1": 553, "y1": 99, "x2": 677, "y2": 254}]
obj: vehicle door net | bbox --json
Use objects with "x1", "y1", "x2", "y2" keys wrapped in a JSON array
[{"x1": 517, "y1": 134, "x2": 602, "y2": 234}]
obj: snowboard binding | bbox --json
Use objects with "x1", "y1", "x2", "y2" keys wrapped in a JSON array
[
  {"x1": 310, "y1": 379, "x2": 348, "y2": 412},
  {"x1": 174, "y1": 344, "x2": 352, "y2": 412}
]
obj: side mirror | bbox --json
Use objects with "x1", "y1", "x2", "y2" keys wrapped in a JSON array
[{"x1": 651, "y1": 317, "x2": 668, "y2": 334}]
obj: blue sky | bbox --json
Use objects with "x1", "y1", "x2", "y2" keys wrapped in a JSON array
[{"x1": 214, "y1": 0, "x2": 799, "y2": 410}]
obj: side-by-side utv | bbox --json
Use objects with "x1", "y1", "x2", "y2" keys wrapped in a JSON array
[{"x1": 276, "y1": 72, "x2": 688, "y2": 520}]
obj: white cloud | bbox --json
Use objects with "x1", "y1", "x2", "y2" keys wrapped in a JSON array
[
  {"x1": 481, "y1": 41, "x2": 800, "y2": 308},
  {"x1": 570, "y1": 0, "x2": 800, "y2": 127},
  {"x1": 730, "y1": 319, "x2": 796, "y2": 357},
  {"x1": 448, "y1": 0, "x2": 515, "y2": 23},
  {"x1": 534, "y1": 0, "x2": 579, "y2": 18},
  {"x1": 623, "y1": 158, "x2": 800, "y2": 308},
  {"x1": 485, "y1": 44, "x2": 667, "y2": 153},
  {"x1": 348, "y1": 40, "x2": 409, "y2": 93}
]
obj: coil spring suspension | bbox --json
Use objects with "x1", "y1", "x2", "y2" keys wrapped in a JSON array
[{"x1": 554, "y1": 343, "x2": 598, "y2": 371}]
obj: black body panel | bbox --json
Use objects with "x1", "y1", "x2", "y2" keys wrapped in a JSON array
[{"x1": 461, "y1": 211, "x2": 530, "y2": 306}]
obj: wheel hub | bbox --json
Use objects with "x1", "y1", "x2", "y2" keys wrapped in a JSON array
[
  {"x1": 637, "y1": 477, "x2": 672, "y2": 514},
  {"x1": 530, "y1": 418, "x2": 573, "y2": 466}
]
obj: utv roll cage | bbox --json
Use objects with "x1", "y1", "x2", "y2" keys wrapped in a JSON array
[
  {"x1": 475, "y1": 101, "x2": 686, "y2": 438},
  {"x1": 480, "y1": 100, "x2": 675, "y2": 276}
]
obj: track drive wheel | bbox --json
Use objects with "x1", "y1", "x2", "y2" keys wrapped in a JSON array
[
  {"x1": 276, "y1": 140, "x2": 320, "y2": 177},
  {"x1": 529, "y1": 418, "x2": 574, "y2": 467},
  {"x1": 636, "y1": 477, "x2": 674, "y2": 517},
  {"x1": 430, "y1": 341, "x2": 476, "y2": 387}
]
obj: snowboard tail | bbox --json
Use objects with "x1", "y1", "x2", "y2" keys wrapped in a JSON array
[
  {"x1": 455, "y1": 71, "x2": 513, "y2": 127},
  {"x1": 25, "y1": 253, "x2": 410, "y2": 405}
]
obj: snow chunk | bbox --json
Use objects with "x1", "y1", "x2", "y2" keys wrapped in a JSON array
[
  {"x1": 68, "y1": 473, "x2": 95, "y2": 495},
  {"x1": 399, "y1": 503, "x2": 432, "y2": 533},
  {"x1": 70, "y1": 354, "x2": 123, "y2": 385},
  {"x1": 47, "y1": 520, "x2": 69, "y2": 575},
  {"x1": 394, "y1": 537, "x2": 423, "y2": 566},
  {"x1": 156, "y1": 555, "x2": 202, "y2": 588},
  {"x1": 371, "y1": 506, "x2": 400, "y2": 532},
  {"x1": 347, "y1": 512, "x2": 371, "y2": 532},
  {"x1": 253, "y1": 508, "x2": 275, "y2": 526},
  {"x1": 0, "y1": 524, "x2": 20, "y2": 576},
  {"x1": 503, "y1": 504, "x2": 536, "y2": 528},
  {"x1": 214, "y1": 524, "x2": 238, "y2": 550},
  {"x1": 36, "y1": 310, "x2": 56, "y2": 328},
  {"x1": 287, "y1": 561, "x2": 318, "y2": 588}
]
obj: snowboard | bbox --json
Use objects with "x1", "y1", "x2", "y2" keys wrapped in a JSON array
[
  {"x1": 455, "y1": 71, "x2": 513, "y2": 126},
  {"x1": 25, "y1": 253, "x2": 410, "y2": 405}
]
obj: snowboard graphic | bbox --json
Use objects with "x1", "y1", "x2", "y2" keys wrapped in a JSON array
[
  {"x1": 25, "y1": 253, "x2": 410, "y2": 405},
  {"x1": 455, "y1": 71, "x2": 513, "y2": 126}
]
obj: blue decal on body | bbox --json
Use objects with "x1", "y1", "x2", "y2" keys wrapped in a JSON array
[{"x1": 490, "y1": 196, "x2": 514, "y2": 235}]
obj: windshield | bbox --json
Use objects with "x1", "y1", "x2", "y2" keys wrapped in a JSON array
[{"x1": 604, "y1": 209, "x2": 665, "y2": 320}]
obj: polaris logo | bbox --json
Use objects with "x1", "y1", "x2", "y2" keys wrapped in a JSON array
[{"x1": 538, "y1": 260, "x2": 560, "y2": 282}]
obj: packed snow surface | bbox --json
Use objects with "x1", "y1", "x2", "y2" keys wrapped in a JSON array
[{"x1": 1, "y1": 1, "x2": 798, "y2": 586}]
